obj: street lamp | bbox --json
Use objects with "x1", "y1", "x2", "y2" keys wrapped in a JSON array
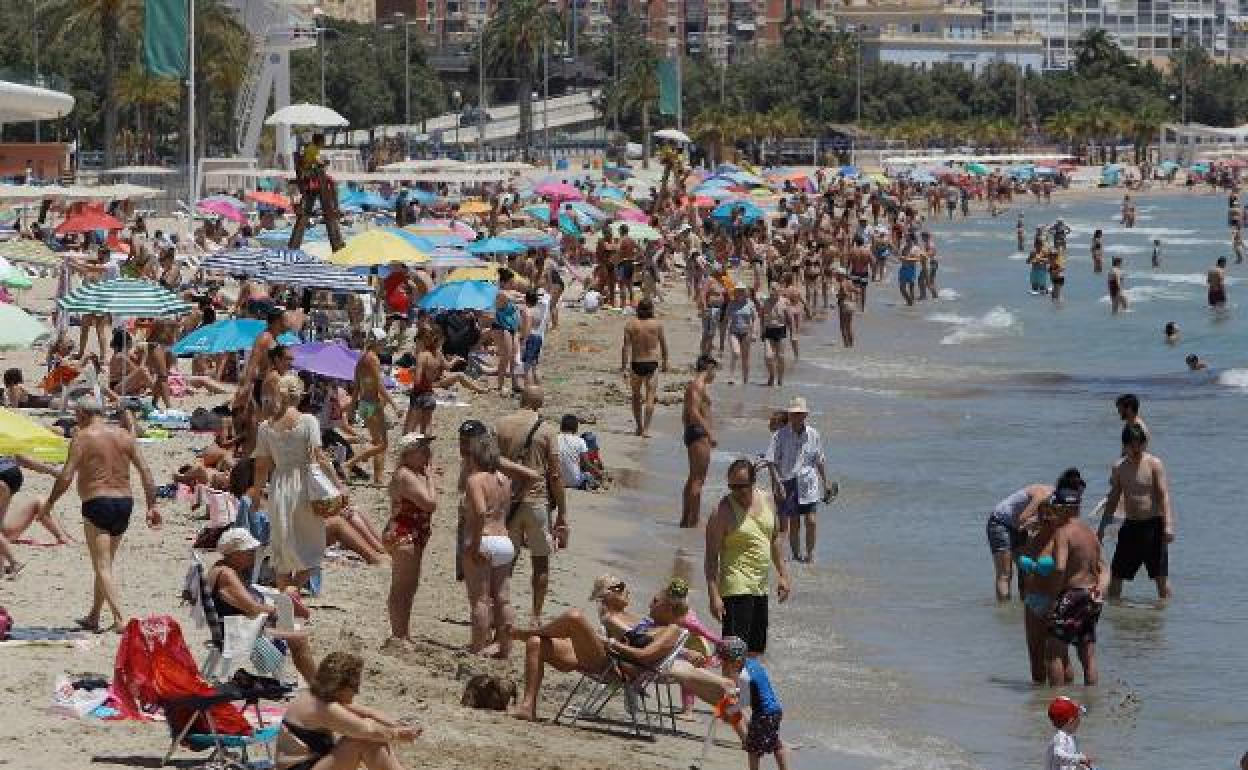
[
  {"x1": 1014, "y1": 28, "x2": 1025, "y2": 130},
  {"x1": 452, "y1": 89, "x2": 462, "y2": 151},
  {"x1": 313, "y1": 8, "x2": 327, "y2": 104}
]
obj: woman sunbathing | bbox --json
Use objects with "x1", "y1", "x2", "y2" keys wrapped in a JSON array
[{"x1": 510, "y1": 586, "x2": 735, "y2": 722}]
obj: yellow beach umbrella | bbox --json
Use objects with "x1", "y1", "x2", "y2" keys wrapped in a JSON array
[
  {"x1": 459, "y1": 199, "x2": 492, "y2": 215},
  {"x1": 0, "y1": 407, "x2": 69, "y2": 463},
  {"x1": 328, "y1": 230, "x2": 430, "y2": 268},
  {"x1": 0, "y1": 239, "x2": 62, "y2": 267},
  {"x1": 446, "y1": 264, "x2": 500, "y2": 283}
]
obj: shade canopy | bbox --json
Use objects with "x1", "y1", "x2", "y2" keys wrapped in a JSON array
[
  {"x1": 265, "y1": 103, "x2": 348, "y2": 127},
  {"x1": 171, "y1": 319, "x2": 301, "y2": 357},
  {"x1": 57, "y1": 278, "x2": 190, "y2": 318},
  {"x1": 0, "y1": 407, "x2": 68, "y2": 463}
]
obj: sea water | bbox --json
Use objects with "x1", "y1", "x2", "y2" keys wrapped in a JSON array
[{"x1": 616, "y1": 191, "x2": 1247, "y2": 770}]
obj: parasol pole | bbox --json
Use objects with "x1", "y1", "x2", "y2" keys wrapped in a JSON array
[{"x1": 187, "y1": 0, "x2": 197, "y2": 208}]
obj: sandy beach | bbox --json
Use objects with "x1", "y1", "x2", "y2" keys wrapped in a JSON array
[{"x1": 0, "y1": 261, "x2": 746, "y2": 770}]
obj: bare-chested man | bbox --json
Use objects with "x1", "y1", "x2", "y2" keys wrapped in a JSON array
[
  {"x1": 616, "y1": 225, "x2": 639, "y2": 308},
  {"x1": 1100, "y1": 423, "x2": 1174, "y2": 600},
  {"x1": 681, "y1": 355, "x2": 718, "y2": 528},
  {"x1": 620, "y1": 299, "x2": 669, "y2": 437},
  {"x1": 238, "y1": 307, "x2": 288, "y2": 422},
  {"x1": 1046, "y1": 479, "x2": 1107, "y2": 686},
  {"x1": 42, "y1": 396, "x2": 161, "y2": 632},
  {"x1": 1208, "y1": 256, "x2": 1228, "y2": 309}
]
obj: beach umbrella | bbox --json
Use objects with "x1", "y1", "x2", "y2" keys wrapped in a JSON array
[
  {"x1": 328, "y1": 230, "x2": 431, "y2": 267},
  {"x1": 196, "y1": 198, "x2": 247, "y2": 223},
  {"x1": 615, "y1": 208, "x2": 650, "y2": 224},
  {"x1": 426, "y1": 254, "x2": 487, "y2": 270},
  {"x1": 58, "y1": 278, "x2": 190, "y2": 318},
  {"x1": 171, "y1": 318, "x2": 301, "y2": 357},
  {"x1": 1190, "y1": 162, "x2": 1210, "y2": 173},
  {"x1": 653, "y1": 128, "x2": 691, "y2": 143},
  {"x1": 0, "y1": 240, "x2": 63, "y2": 267},
  {"x1": 245, "y1": 190, "x2": 292, "y2": 210},
  {"x1": 0, "y1": 257, "x2": 32, "y2": 289},
  {"x1": 407, "y1": 219, "x2": 476, "y2": 239},
  {"x1": 340, "y1": 188, "x2": 393, "y2": 210},
  {"x1": 389, "y1": 230, "x2": 468, "y2": 250},
  {"x1": 265, "y1": 103, "x2": 348, "y2": 127},
  {"x1": 603, "y1": 166, "x2": 633, "y2": 181},
  {"x1": 446, "y1": 264, "x2": 500, "y2": 283},
  {"x1": 290, "y1": 342, "x2": 361, "y2": 381},
  {"x1": 0, "y1": 302, "x2": 51, "y2": 350},
  {"x1": 710, "y1": 200, "x2": 763, "y2": 227},
  {"x1": 200, "y1": 247, "x2": 318, "y2": 277},
  {"x1": 55, "y1": 209, "x2": 124, "y2": 235},
  {"x1": 565, "y1": 201, "x2": 608, "y2": 222},
  {"x1": 0, "y1": 407, "x2": 68, "y2": 463},
  {"x1": 838, "y1": 165, "x2": 860, "y2": 177},
  {"x1": 417, "y1": 279, "x2": 498, "y2": 311},
  {"x1": 597, "y1": 196, "x2": 639, "y2": 213},
  {"x1": 534, "y1": 181, "x2": 583, "y2": 201},
  {"x1": 714, "y1": 163, "x2": 742, "y2": 174},
  {"x1": 597, "y1": 187, "x2": 628, "y2": 200},
  {"x1": 260, "y1": 261, "x2": 372, "y2": 292},
  {"x1": 466, "y1": 237, "x2": 527, "y2": 256},
  {"x1": 500, "y1": 227, "x2": 558, "y2": 249},
  {"x1": 459, "y1": 199, "x2": 492, "y2": 215},
  {"x1": 608, "y1": 221, "x2": 662, "y2": 242},
  {"x1": 966, "y1": 162, "x2": 990, "y2": 176}
]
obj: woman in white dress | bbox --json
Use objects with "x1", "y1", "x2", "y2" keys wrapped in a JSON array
[{"x1": 252, "y1": 373, "x2": 344, "y2": 590}]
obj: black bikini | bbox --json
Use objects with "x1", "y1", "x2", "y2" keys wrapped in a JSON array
[{"x1": 282, "y1": 719, "x2": 336, "y2": 770}]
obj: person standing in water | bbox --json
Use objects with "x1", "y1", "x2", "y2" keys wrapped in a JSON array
[
  {"x1": 1016, "y1": 213, "x2": 1026, "y2": 253},
  {"x1": 1108, "y1": 257, "x2": 1128, "y2": 314},
  {"x1": 1208, "y1": 257, "x2": 1228, "y2": 310},
  {"x1": 1046, "y1": 481, "x2": 1106, "y2": 688},
  {"x1": 1099, "y1": 423, "x2": 1174, "y2": 600},
  {"x1": 985, "y1": 483, "x2": 1053, "y2": 601},
  {"x1": 1090, "y1": 230, "x2": 1104, "y2": 274},
  {"x1": 1151, "y1": 239, "x2": 1163, "y2": 269},
  {"x1": 764, "y1": 397, "x2": 832, "y2": 564},
  {"x1": 1232, "y1": 224, "x2": 1244, "y2": 264}
]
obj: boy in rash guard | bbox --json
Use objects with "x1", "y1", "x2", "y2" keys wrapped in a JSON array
[{"x1": 721, "y1": 636, "x2": 789, "y2": 770}]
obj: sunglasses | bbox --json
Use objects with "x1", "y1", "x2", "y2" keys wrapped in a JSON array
[
  {"x1": 608, "y1": 582, "x2": 627, "y2": 593},
  {"x1": 728, "y1": 482, "x2": 752, "y2": 490}
]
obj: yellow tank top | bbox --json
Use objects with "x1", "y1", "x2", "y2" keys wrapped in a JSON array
[{"x1": 718, "y1": 488, "x2": 776, "y2": 598}]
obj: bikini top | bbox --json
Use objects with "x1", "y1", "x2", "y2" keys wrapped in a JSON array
[{"x1": 1018, "y1": 555, "x2": 1055, "y2": 576}]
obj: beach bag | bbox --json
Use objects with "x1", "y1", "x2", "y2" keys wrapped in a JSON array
[
  {"x1": 0, "y1": 605, "x2": 11, "y2": 640},
  {"x1": 305, "y1": 463, "x2": 346, "y2": 518},
  {"x1": 203, "y1": 490, "x2": 239, "y2": 529}
]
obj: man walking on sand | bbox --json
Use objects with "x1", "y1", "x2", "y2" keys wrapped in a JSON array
[
  {"x1": 621, "y1": 298, "x2": 670, "y2": 437},
  {"x1": 681, "y1": 355, "x2": 718, "y2": 528},
  {"x1": 765, "y1": 397, "x2": 833, "y2": 564},
  {"x1": 42, "y1": 396, "x2": 162, "y2": 633},
  {"x1": 496, "y1": 386, "x2": 567, "y2": 622},
  {"x1": 1044, "y1": 478, "x2": 1106, "y2": 687}
]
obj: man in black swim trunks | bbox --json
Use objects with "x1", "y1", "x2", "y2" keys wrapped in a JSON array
[
  {"x1": 620, "y1": 298, "x2": 669, "y2": 438},
  {"x1": 42, "y1": 396, "x2": 162, "y2": 633},
  {"x1": 681, "y1": 355, "x2": 717, "y2": 528},
  {"x1": 1044, "y1": 479, "x2": 1106, "y2": 686}
]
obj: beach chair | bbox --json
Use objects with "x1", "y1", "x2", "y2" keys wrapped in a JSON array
[
  {"x1": 161, "y1": 675, "x2": 289, "y2": 769},
  {"x1": 554, "y1": 629, "x2": 688, "y2": 740},
  {"x1": 182, "y1": 551, "x2": 289, "y2": 684}
]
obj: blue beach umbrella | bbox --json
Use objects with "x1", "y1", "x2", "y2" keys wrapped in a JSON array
[
  {"x1": 598, "y1": 187, "x2": 628, "y2": 200},
  {"x1": 467, "y1": 237, "x2": 527, "y2": 256},
  {"x1": 417, "y1": 279, "x2": 499, "y2": 311},
  {"x1": 171, "y1": 318, "x2": 300, "y2": 357},
  {"x1": 839, "y1": 165, "x2": 859, "y2": 178},
  {"x1": 710, "y1": 200, "x2": 763, "y2": 226}
]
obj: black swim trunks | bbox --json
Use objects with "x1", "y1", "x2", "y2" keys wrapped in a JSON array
[
  {"x1": 631, "y1": 361, "x2": 659, "y2": 378},
  {"x1": 745, "y1": 711, "x2": 783, "y2": 756},
  {"x1": 409, "y1": 390, "x2": 437, "y2": 411},
  {"x1": 0, "y1": 459, "x2": 23, "y2": 494},
  {"x1": 683, "y1": 423, "x2": 709, "y2": 447},
  {"x1": 763, "y1": 325, "x2": 787, "y2": 342},
  {"x1": 722, "y1": 593, "x2": 769, "y2": 654},
  {"x1": 1048, "y1": 586, "x2": 1102, "y2": 645},
  {"x1": 1209, "y1": 288, "x2": 1227, "y2": 306},
  {"x1": 82, "y1": 497, "x2": 134, "y2": 537},
  {"x1": 1112, "y1": 517, "x2": 1168, "y2": 580}
]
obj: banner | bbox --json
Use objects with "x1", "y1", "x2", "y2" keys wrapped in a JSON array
[
  {"x1": 657, "y1": 57, "x2": 680, "y2": 117},
  {"x1": 144, "y1": 0, "x2": 188, "y2": 77}
]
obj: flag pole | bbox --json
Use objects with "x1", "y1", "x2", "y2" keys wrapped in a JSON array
[
  {"x1": 675, "y1": 52, "x2": 682, "y2": 132},
  {"x1": 187, "y1": 0, "x2": 196, "y2": 207}
]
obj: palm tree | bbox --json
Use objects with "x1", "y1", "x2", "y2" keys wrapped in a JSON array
[
  {"x1": 48, "y1": 0, "x2": 138, "y2": 168},
  {"x1": 616, "y1": 47, "x2": 659, "y2": 168},
  {"x1": 1073, "y1": 28, "x2": 1125, "y2": 76},
  {"x1": 116, "y1": 65, "x2": 180, "y2": 163},
  {"x1": 194, "y1": 2, "x2": 249, "y2": 157},
  {"x1": 1128, "y1": 100, "x2": 1168, "y2": 164},
  {"x1": 691, "y1": 108, "x2": 730, "y2": 168},
  {"x1": 1043, "y1": 112, "x2": 1079, "y2": 156},
  {"x1": 484, "y1": 0, "x2": 561, "y2": 158}
]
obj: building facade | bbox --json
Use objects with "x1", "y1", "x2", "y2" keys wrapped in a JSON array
[{"x1": 291, "y1": 0, "x2": 376, "y2": 23}]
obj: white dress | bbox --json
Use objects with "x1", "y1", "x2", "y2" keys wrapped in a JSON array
[{"x1": 254, "y1": 413, "x2": 325, "y2": 575}]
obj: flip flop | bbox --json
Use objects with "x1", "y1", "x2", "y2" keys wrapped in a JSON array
[{"x1": 74, "y1": 616, "x2": 100, "y2": 632}]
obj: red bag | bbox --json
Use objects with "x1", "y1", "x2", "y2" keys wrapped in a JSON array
[{"x1": 112, "y1": 615, "x2": 251, "y2": 736}]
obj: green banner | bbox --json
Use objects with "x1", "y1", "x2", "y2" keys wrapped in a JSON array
[
  {"x1": 144, "y1": 0, "x2": 188, "y2": 77},
  {"x1": 657, "y1": 57, "x2": 680, "y2": 117}
]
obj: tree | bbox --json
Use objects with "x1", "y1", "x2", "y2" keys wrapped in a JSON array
[
  {"x1": 116, "y1": 65, "x2": 180, "y2": 163},
  {"x1": 616, "y1": 47, "x2": 659, "y2": 168},
  {"x1": 47, "y1": 0, "x2": 138, "y2": 167},
  {"x1": 484, "y1": 0, "x2": 561, "y2": 157},
  {"x1": 1073, "y1": 29, "x2": 1128, "y2": 78}
]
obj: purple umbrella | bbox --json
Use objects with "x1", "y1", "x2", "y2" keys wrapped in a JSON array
[{"x1": 291, "y1": 342, "x2": 361, "y2": 381}]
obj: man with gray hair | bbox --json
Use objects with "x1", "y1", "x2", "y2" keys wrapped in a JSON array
[{"x1": 42, "y1": 395, "x2": 162, "y2": 633}]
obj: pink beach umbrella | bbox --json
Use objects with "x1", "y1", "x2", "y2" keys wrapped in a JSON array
[
  {"x1": 534, "y1": 181, "x2": 583, "y2": 202},
  {"x1": 615, "y1": 208, "x2": 650, "y2": 224},
  {"x1": 196, "y1": 198, "x2": 246, "y2": 224}
]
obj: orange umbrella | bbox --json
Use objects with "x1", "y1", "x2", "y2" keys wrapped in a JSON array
[
  {"x1": 56, "y1": 208, "x2": 124, "y2": 235},
  {"x1": 245, "y1": 190, "x2": 292, "y2": 210}
]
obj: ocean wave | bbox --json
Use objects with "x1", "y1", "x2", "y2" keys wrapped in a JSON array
[
  {"x1": 1144, "y1": 272, "x2": 1235, "y2": 286},
  {"x1": 927, "y1": 306, "x2": 1019, "y2": 345},
  {"x1": 1097, "y1": 285, "x2": 1192, "y2": 304},
  {"x1": 1163, "y1": 237, "x2": 1224, "y2": 245},
  {"x1": 1006, "y1": 251, "x2": 1028, "y2": 261},
  {"x1": 936, "y1": 288, "x2": 960, "y2": 300},
  {"x1": 1066, "y1": 224, "x2": 1197, "y2": 238},
  {"x1": 1217, "y1": 368, "x2": 1248, "y2": 389},
  {"x1": 1104, "y1": 243, "x2": 1146, "y2": 254}
]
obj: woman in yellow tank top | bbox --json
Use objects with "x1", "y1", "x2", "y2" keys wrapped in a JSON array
[{"x1": 705, "y1": 459, "x2": 791, "y2": 655}]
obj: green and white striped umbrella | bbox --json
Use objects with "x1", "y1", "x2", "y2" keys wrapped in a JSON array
[{"x1": 58, "y1": 278, "x2": 191, "y2": 318}]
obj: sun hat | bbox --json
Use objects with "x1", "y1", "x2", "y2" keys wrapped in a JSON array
[
  {"x1": 217, "y1": 527, "x2": 261, "y2": 556},
  {"x1": 588, "y1": 574, "x2": 625, "y2": 601},
  {"x1": 1047, "y1": 696, "x2": 1085, "y2": 727},
  {"x1": 786, "y1": 396, "x2": 810, "y2": 414},
  {"x1": 396, "y1": 432, "x2": 435, "y2": 454}
]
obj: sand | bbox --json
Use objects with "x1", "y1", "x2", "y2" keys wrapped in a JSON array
[{"x1": 0, "y1": 263, "x2": 741, "y2": 770}]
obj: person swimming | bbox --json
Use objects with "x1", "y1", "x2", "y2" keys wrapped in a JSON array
[
  {"x1": 1164, "y1": 322, "x2": 1180, "y2": 345},
  {"x1": 1186, "y1": 354, "x2": 1208, "y2": 371}
]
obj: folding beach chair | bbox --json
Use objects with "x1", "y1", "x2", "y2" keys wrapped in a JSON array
[{"x1": 554, "y1": 629, "x2": 688, "y2": 740}]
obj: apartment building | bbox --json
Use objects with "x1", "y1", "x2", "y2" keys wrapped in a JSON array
[{"x1": 291, "y1": 0, "x2": 376, "y2": 23}]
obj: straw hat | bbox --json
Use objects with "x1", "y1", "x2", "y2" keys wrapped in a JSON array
[
  {"x1": 786, "y1": 396, "x2": 810, "y2": 414},
  {"x1": 588, "y1": 573, "x2": 625, "y2": 601}
]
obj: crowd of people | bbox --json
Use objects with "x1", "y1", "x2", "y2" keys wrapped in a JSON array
[{"x1": 3, "y1": 153, "x2": 1245, "y2": 770}]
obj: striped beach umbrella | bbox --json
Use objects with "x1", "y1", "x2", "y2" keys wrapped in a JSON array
[
  {"x1": 260, "y1": 262, "x2": 372, "y2": 293},
  {"x1": 58, "y1": 278, "x2": 190, "y2": 318},
  {"x1": 200, "y1": 247, "x2": 318, "y2": 277},
  {"x1": 0, "y1": 239, "x2": 63, "y2": 266}
]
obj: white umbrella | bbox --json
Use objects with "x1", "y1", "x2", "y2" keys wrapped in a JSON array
[
  {"x1": 265, "y1": 103, "x2": 349, "y2": 127},
  {"x1": 653, "y1": 128, "x2": 691, "y2": 144}
]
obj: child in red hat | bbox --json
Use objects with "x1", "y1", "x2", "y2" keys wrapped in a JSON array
[{"x1": 1045, "y1": 696, "x2": 1094, "y2": 770}]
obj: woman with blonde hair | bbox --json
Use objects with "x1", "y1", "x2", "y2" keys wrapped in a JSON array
[
  {"x1": 251, "y1": 373, "x2": 345, "y2": 590},
  {"x1": 276, "y1": 651, "x2": 420, "y2": 770}
]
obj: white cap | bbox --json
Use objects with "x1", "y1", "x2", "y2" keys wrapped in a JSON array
[{"x1": 217, "y1": 527, "x2": 261, "y2": 556}]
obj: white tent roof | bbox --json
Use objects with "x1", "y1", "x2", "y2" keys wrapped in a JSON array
[{"x1": 0, "y1": 80, "x2": 74, "y2": 123}]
